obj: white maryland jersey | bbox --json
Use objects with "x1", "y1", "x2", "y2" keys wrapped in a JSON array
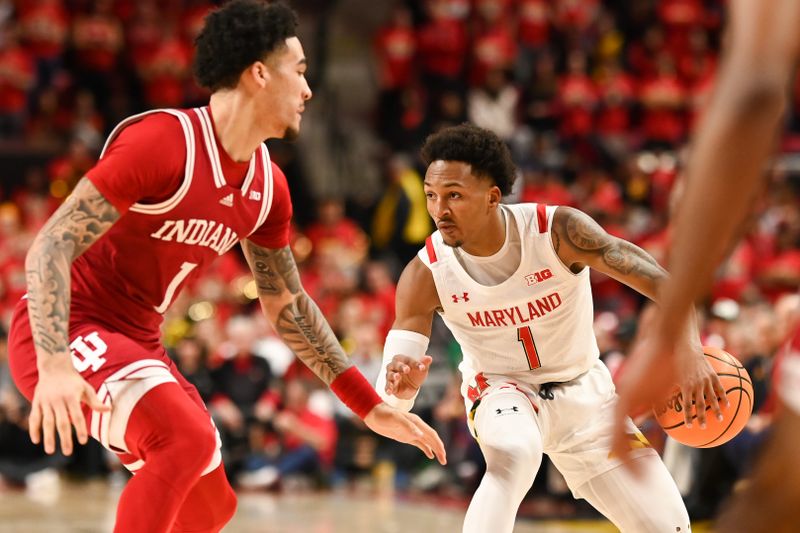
[{"x1": 418, "y1": 203, "x2": 600, "y2": 384}]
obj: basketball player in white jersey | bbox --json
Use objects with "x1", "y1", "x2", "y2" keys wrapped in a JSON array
[{"x1": 377, "y1": 124, "x2": 725, "y2": 532}]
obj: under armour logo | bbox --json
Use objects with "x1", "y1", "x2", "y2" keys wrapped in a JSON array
[
  {"x1": 495, "y1": 406, "x2": 519, "y2": 415},
  {"x1": 525, "y1": 268, "x2": 553, "y2": 286},
  {"x1": 452, "y1": 292, "x2": 470, "y2": 303},
  {"x1": 249, "y1": 190, "x2": 261, "y2": 201}
]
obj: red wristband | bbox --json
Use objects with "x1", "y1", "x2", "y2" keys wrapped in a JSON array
[{"x1": 330, "y1": 366, "x2": 382, "y2": 419}]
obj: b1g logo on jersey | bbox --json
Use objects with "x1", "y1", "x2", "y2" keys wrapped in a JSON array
[
  {"x1": 524, "y1": 269, "x2": 553, "y2": 286},
  {"x1": 70, "y1": 332, "x2": 108, "y2": 373}
]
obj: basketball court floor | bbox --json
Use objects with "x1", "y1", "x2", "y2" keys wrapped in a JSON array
[{"x1": 0, "y1": 479, "x2": 712, "y2": 533}]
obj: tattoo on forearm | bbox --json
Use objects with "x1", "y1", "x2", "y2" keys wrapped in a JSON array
[
  {"x1": 275, "y1": 296, "x2": 350, "y2": 383},
  {"x1": 561, "y1": 209, "x2": 666, "y2": 281},
  {"x1": 246, "y1": 244, "x2": 301, "y2": 295},
  {"x1": 244, "y1": 242, "x2": 350, "y2": 384},
  {"x1": 25, "y1": 178, "x2": 119, "y2": 357}
]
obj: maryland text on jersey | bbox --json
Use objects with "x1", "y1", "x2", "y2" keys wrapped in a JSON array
[{"x1": 466, "y1": 292, "x2": 562, "y2": 328}]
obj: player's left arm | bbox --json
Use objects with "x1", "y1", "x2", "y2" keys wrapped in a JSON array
[
  {"x1": 240, "y1": 241, "x2": 349, "y2": 385},
  {"x1": 551, "y1": 206, "x2": 666, "y2": 299},
  {"x1": 551, "y1": 206, "x2": 726, "y2": 423},
  {"x1": 240, "y1": 239, "x2": 447, "y2": 464}
]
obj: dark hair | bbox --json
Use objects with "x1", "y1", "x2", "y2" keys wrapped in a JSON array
[
  {"x1": 421, "y1": 124, "x2": 517, "y2": 195},
  {"x1": 193, "y1": 0, "x2": 298, "y2": 92}
]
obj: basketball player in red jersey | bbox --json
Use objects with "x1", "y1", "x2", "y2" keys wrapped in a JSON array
[
  {"x1": 612, "y1": 1, "x2": 800, "y2": 530},
  {"x1": 378, "y1": 124, "x2": 724, "y2": 532},
  {"x1": 7, "y1": 2, "x2": 444, "y2": 532}
]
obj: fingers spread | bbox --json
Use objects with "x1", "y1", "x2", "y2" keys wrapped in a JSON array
[
  {"x1": 53, "y1": 401, "x2": 74, "y2": 456},
  {"x1": 29, "y1": 400, "x2": 43, "y2": 445},
  {"x1": 41, "y1": 404, "x2": 56, "y2": 455},
  {"x1": 680, "y1": 388, "x2": 693, "y2": 428},
  {"x1": 68, "y1": 399, "x2": 88, "y2": 445}
]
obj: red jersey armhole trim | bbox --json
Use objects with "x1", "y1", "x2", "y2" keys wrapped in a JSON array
[
  {"x1": 425, "y1": 236, "x2": 438, "y2": 263},
  {"x1": 537, "y1": 203, "x2": 548, "y2": 233}
]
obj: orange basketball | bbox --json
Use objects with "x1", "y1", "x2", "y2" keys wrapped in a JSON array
[{"x1": 653, "y1": 346, "x2": 753, "y2": 448}]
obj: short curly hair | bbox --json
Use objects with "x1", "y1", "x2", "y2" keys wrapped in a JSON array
[
  {"x1": 193, "y1": 0, "x2": 298, "y2": 92},
  {"x1": 421, "y1": 124, "x2": 517, "y2": 195}
]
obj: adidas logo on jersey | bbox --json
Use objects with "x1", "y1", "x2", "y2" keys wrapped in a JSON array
[{"x1": 219, "y1": 193, "x2": 234, "y2": 207}]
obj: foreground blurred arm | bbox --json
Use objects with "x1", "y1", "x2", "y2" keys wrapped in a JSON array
[{"x1": 613, "y1": 0, "x2": 800, "y2": 465}]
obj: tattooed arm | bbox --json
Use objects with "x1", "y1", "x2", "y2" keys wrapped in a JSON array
[
  {"x1": 552, "y1": 207, "x2": 726, "y2": 429},
  {"x1": 242, "y1": 239, "x2": 447, "y2": 464},
  {"x1": 25, "y1": 177, "x2": 116, "y2": 455},
  {"x1": 240, "y1": 241, "x2": 350, "y2": 385},
  {"x1": 550, "y1": 206, "x2": 666, "y2": 300}
]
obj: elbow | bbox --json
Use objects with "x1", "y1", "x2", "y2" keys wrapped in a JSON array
[{"x1": 730, "y1": 76, "x2": 788, "y2": 120}]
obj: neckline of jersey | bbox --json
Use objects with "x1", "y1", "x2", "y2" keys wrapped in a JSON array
[
  {"x1": 449, "y1": 204, "x2": 528, "y2": 290},
  {"x1": 203, "y1": 105, "x2": 257, "y2": 194}
]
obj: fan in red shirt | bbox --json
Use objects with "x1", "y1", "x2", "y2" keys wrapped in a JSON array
[{"x1": 6, "y1": 2, "x2": 445, "y2": 532}]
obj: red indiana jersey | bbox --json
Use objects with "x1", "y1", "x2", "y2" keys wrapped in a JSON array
[{"x1": 67, "y1": 106, "x2": 291, "y2": 348}]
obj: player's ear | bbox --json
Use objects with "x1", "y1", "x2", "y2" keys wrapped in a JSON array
[
  {"x1": 247, "y1": 61, "x2": 269, "y2": 88},
  {"x1": 487, "y1": 186, "x2": 502, "y2": 208}
]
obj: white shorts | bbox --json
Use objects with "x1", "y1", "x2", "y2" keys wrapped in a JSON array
[{"x1": 462, "y1": 360, "x2": 656, "y2": 493}]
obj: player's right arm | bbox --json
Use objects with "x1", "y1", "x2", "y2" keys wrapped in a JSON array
[
  {"x1": 381, "y1": 256, "x2": 441, "y2": 402},
  {"x1": 25, "y1": 178, "x2": 116, "y2": 456}
]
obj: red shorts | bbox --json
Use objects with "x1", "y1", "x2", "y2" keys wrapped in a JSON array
[
  {"x1": 7, "y1": 298, "x2": 218, "y2": 471},
  {"x1": 776, "y1": 325, "x2": 800, "y2": 415}
]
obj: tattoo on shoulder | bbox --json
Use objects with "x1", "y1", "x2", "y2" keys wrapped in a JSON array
[{"x1": 560, "y1": 208, "x2": 665, "y2": 281}]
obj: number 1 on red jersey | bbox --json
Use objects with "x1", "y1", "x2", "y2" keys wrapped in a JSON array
[{"x1": 517, "y1": 326, "x2": 541, "y2": 370}]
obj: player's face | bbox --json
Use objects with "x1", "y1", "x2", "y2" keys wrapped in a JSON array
[
  {"x1": 264, "y1": 37, "x2": 312, "y2": 140},
  {"x1": 424, "y1": 160, "x2": 500, "y2": 249}
]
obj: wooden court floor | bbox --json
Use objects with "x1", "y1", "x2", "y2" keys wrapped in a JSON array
[{"x1": 0, "y1": 479, "x2": 710, "y2": 532}]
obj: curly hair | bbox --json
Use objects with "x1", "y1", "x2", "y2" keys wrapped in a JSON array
[
  {"x1": 193, "y1": 0, "x2": 298, "y2": 92},
  {"x1": 421, "y1": 124, "x2": 517, "y2": 195}
]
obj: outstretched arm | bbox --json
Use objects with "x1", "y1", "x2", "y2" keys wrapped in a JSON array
[
  {"x1": 240, "y1": 241, "x2": 349, "y2": 384},
  {"x1": 25, "y1": 177, "x2": 116, "y2": 456},
  {"x1": 242, "y1": 240, "x2": 446, "y2": 464}
]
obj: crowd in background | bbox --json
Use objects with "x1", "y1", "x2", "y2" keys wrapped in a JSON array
[{"x1": 2, "y1": 0, "x2": 800, "y2": 521}]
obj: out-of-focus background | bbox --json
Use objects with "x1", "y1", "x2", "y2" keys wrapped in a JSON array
[{"x1": 1, "y1": 0, "x2": 799, "y2": 528}]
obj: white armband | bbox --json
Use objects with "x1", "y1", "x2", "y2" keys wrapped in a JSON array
[{"x1": 375, "y1": 329, "x2": 430, "y2": 412}]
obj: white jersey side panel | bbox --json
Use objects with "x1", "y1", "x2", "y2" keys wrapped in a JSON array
[{"x1": 418, "y1": 203, "x2": 600, "y2": 384}]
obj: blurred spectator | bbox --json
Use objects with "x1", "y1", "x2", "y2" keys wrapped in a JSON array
[
  {"x1": 211, "y1": 315, "x2": 277, "y2": 474},
  {"x1": 467, "y1": 67, "x2": 518, "y2": 142},
  {"x1": 0, "y1": 25, "x2": 36, "y2": 136},
  {"x1": 371, "y1": 154, "x2": 432, "y2": 266},
  {"x1": 239, "y1": 379, "x2": 337, "y2": 490},
  {"x1": 19, "y1": 0, "x2": 69, "y2": 95},
  {"x1": 171, "y1": 335, "x2": 214, "y2": 403}
]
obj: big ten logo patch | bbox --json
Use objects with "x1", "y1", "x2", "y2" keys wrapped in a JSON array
[
  {"x1": 524, "y1": 268, "x2": 553, "y2": 286},
  {"x1": 70, "y1": 332, "x2": 108, "y2": 373}
]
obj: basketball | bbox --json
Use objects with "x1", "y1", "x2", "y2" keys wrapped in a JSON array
[{"x1": 653, "y1": 347, "x2": 754, "y2": 448}]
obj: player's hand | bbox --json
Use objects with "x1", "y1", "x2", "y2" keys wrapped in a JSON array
[
  {"x1": 364, "y1": 402, "x2": 446, "y2": 465},
  {"x1": 29, "y1": 357, "x2": 110, "y2": 456},
  {"x1": 673, "y1": 342, "x2": 728, "y2": 430},
  {"x1": 384, "y1": 354, "x2": 432, "y2": 399}
]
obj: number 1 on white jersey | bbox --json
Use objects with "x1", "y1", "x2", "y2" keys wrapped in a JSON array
[{"x1": 517, "y1": 326, "x2": 542, "y2": 370}]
